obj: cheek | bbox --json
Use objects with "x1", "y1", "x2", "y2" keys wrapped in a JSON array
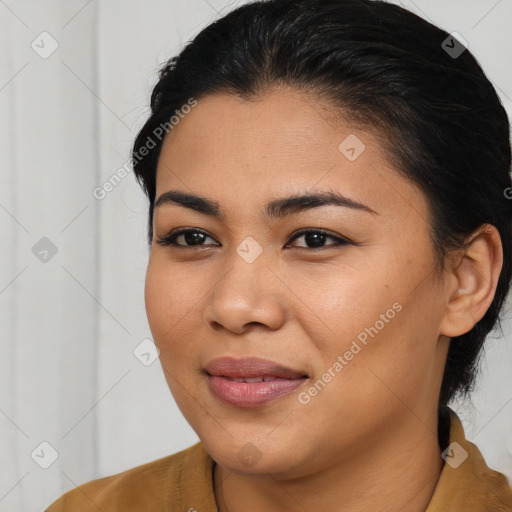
[
  {"x1": 145, "y1": 258, "x2": 194, "y2": 346},
  {"x1": 144, "y1": 262, "x2": 203, "y2": 410},
  {"x1": 318, "y1": 291, "x2": 442, "y2": 417},
  {"x1": 297, "y1": 251, "x2": 439, "y2": 381},
  {"x1": 144, "y1": 257, "x2": 210, "y2": 376},
  {"x1": 144, "y1": 262, "x2": 170, "y2": 339},
  {"x1": 145, "y1": 254, "x2": 195, "y2": 311},
  {"x1": 285, "y1": 261, "x2": 397, "y2": 349}
]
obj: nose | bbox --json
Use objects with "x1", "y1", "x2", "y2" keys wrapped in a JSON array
[{"x1": 204, "y1": 253, "x2": 287, "y2": 335}]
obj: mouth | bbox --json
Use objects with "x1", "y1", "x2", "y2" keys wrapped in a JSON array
[
  {"x1": 219, "y1": 376, "x2": 289, "y2": 382},
  {"x1": 204, "y1": 356, "x2": 309, "y2": 407},
  {"x1": 204, "y1": 356, "x2": 308, "y2": 379}
]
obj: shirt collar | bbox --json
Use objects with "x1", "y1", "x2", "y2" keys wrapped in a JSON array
[{"x1": 426, "y1": 406, "x2": 512, "y2": 511}]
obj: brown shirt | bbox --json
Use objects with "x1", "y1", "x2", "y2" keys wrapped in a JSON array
[{"x1": 46, "y1": 408, "x2": 512, "y2": 511}]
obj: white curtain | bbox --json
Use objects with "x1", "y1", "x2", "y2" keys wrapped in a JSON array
[{"x1": 0, "y1": 1, "x2": 511, "y2": 510}]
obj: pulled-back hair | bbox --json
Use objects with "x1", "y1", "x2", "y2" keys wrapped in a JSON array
[{"x1": 131, "y1": 0, "x2": 512, "y2": 406}]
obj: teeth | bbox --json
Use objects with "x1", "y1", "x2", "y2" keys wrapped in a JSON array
[{"x1": 225, "y1": 376, "x2": 277, "y2": 382}]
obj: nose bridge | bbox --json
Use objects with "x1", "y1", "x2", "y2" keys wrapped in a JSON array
[
  {"x1": 218, "y1": 239, "x2": 273, "y2": 303},
  {"x1": 205, "y1": 240, "x2": 286, "y2": 332}
]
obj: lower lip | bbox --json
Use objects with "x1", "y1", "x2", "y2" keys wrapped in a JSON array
[{"x1": 208, "y1": 375, "x2": 308, "y2": 407}]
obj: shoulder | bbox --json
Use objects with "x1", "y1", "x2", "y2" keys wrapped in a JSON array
[{"x1": 45, "y1": 442, "x2": 211, "y2": 511}]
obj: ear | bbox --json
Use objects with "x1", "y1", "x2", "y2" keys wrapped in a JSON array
[{"x1": 439, "y1": 224, "x2": 503, "y2": 338}]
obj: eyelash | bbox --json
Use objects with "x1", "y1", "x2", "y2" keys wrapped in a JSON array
[{"x1": 156, "y1": 228, "x2": 353, "y2": 250}]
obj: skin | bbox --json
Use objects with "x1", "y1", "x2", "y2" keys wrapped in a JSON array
[{"x1": 144, "y1": 87, "x2": 503, "y2": 512}]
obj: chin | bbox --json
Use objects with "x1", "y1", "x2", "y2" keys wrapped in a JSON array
[{"x1": 200, "y1": 430, "x2": 311, "y2": 477}]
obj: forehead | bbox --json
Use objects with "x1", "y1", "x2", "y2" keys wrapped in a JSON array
[
  {"x1": 160, "y1": 87, "x2": 357, "y2": 160},
  {"x1": 155, "y1": 87, "x2": 429, "y2": 223}
]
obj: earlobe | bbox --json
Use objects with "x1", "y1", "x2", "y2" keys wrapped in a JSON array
[{"x1": 439, "y1": 224, "x2": 503, "y2": 338}]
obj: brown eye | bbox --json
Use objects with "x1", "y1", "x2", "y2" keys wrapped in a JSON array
[
  {"x1": 156, "y1": 229, "x2": 218, "y2": 247},
  {"x1": 287, "y1": 229, "x2": 352, "y2": 249}
]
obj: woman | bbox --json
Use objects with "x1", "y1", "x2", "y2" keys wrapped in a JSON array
[{"x1": 46, "y1": 0, "x2": 512, "y2": 510}]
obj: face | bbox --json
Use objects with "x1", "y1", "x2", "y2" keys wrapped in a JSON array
[{"x1": 145, "y1": 87, "x2": 451, "y2": 478}]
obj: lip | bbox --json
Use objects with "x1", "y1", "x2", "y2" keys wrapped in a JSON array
[
  {"x1": 204, "y1": 356, "x2": 308, "y2": 379},
  {"x1": 204, "y1": 356, "x2": 309, "y2": 407}
]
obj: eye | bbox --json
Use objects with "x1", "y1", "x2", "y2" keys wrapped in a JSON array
[
  {"x1": 285, "y1": 229, "x2": 352, "y2": 249},
  {"x1": 156, "y1": 228, "x2": 217, "y2": 248},
  {"x1": 156, "y1": 228, "x2": 352, "y2": 250}
]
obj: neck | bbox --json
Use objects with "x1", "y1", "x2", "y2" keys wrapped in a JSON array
[{"x1": 213, "y1": 413, "x2": 445, "y2": 512}]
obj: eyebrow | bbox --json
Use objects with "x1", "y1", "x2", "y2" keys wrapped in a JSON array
[{"x1": 154, "y1": 189, "x2": 378, "y2": 220}]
